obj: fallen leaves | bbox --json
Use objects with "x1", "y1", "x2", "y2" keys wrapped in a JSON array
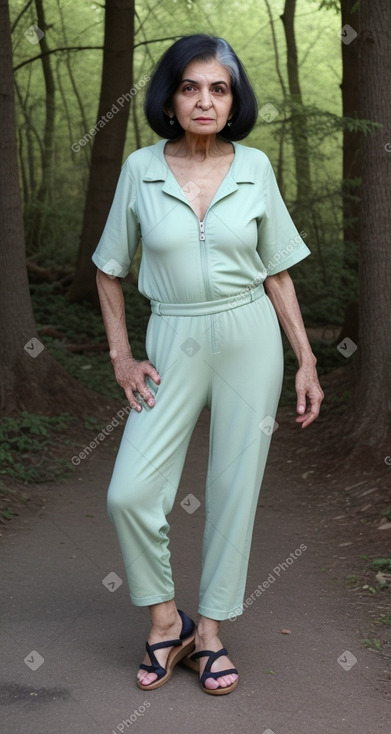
[{"x1": 378, "y1": 518, "x2": 391, "y2": 530}]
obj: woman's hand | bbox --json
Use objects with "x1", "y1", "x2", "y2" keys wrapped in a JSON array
[
  {"x1": 295, "y1": 360, "x2": 324, "y2": 428},
  {"x1": 95, "y1": 270, "x2": 161, "y2": 412},
  {"x1": 264, "y1": 270, "x2": 324, "y2": 428},
  {"x1": 111, "y1": 352, "x2": 161, "y2": 412}
]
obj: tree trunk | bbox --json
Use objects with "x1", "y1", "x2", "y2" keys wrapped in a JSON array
[
  {"x1": 280, "y1": 0, "x2": 312, "y2": 203},
  {"x1": 347, "y1": 0, "x2": 391, "y2": 449},
  {"x1": 264, "y1": 0, "x2": 287, "y2": 195},
  {"x1": 30, "y1": 0, "x2": 56, "y2": 246},
  {"x1": 336, "y1": 0, "x2": 361, "y2": 343},
  {"x1": 340, "y1": 0, "x2": 361, "y2": 247},
  {"x1": 0, "y1": 0, "x2": 103, "y2": 417},
  {"x1": 67, "y1": 0, "x2": 135, "y2": 304},
  {"x1": 56, "y1": 0, "x2": 91, "y2": 170}
]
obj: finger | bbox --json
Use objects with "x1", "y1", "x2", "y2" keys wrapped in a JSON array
[
  {"x1": 137, "y1": 363, "x2": 160, "y2": 407},
  {"x1": 298, "y1": 412, "x2": 315, "y2": 428},
  {"x1": 133, "y1": 375, "x2": 159, "y2": 408},
  {"x1": 301, "y1": 413, "x2": 317, "y2": 428},
  {"x1": 124, "y1": 387, "x2": 142, "y2": 412},
  {"x1": 142, "y1": 361, "x2": 161, "y2": 385},
  {"x1": 136, "y1": 384, "x2": 156, "y2": 408},
  {"x1": 296, "y1": 387, "x2": 307, "y2": 417},
  {"x1": 296, "y1": 398, "x2": 321, "y2": 428},
  {"x1": 301, "y1": 413, "x2": 316, "y2": 428}
]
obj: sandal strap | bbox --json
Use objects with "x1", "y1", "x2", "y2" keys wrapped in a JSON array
[
  {"x1": 139, "y1": 660, "x2": 167, "y2": 677},
  {"x1": 146, "y1": 608, "x2": 195, "y2": 657},
  {"x1": 190, "y1": 647, "x2": 228, "y2": 672},
  {"x1": 178, "y1": 609, "x2": 195, "y2": 640},
  {"x1": 139, "y1": 609, "x2": 196, "y2": 678},
  {"x1": 147, "y1": 638, "x2": 182, "y2": 654},
  {"x1": 191, "y1": 648, "x2": 238, "y2": 688},
  {"x1": 139, "y1": 640, "x2": 180, "y2": 678}
]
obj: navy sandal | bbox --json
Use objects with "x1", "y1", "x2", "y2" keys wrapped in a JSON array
[
  {"x1": 137, "y1": 609, "x2": 195, "y2": 690},
  {"x1": 185, "y1": 647, "x2": 239, "y2": 695}
]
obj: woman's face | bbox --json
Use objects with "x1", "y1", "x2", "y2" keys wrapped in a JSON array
[{"x1": 168, "y1": 58, "x2": 234, "y2": 135}]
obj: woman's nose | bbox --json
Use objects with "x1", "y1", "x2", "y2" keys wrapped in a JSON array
[{"x1": 196, "y1": 89, "x2": 212, "y2": 109}]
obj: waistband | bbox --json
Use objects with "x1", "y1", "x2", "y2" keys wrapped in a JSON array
[{"x1": 150, "y1": 283, "x2": 265, "y2": 316}]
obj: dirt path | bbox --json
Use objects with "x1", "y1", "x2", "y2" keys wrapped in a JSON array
[{"x1": 1, "y1": 405, "x2": 390, "y2": 734}]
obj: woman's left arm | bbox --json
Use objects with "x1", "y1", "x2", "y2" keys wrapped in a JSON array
[{"x1": 264, "y1": 269, "x2": 324, "y2": 428}]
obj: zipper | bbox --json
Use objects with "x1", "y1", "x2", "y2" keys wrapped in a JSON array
[
  {"x1": 199, "y1": 218, "x2": 213, "y2": 301},
  {"x1": 198, "y1": 217, "x2": 218, "y2": 353}
]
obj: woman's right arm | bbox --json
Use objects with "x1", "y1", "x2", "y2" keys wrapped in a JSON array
[{"x1": 96, "y1": 269, "x2": 160, "y2": 411}]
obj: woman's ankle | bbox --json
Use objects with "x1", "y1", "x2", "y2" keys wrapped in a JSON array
[
  {"x1": 196, "y1": 616, "x2": 220, "y2": 642},
  {"x1": 148, "y1": 601, "x2": 181, "y2": 635}
]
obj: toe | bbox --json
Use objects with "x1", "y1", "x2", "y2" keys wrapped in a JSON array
[
  {"x1": 216, "y1": 673, "x2": 238, "y2": 688},
  {"x1": 203, "y1": 676, "x2": 220, "y2": 690},
  {"x1": 137, "y1": 671, "x2": 158, "y2": 686}
]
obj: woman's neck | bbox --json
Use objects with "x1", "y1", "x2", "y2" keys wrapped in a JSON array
[{"x1": 166, "y1": 133, "x2": 232, "y2": 161}]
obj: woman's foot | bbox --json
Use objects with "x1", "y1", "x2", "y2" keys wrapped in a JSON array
[
  {"x1": 137, "y1": 609, "x2": 183, "y2": 687},
  {"x1": 194, "y1": 628, "x2": 238, "y2": 691}
]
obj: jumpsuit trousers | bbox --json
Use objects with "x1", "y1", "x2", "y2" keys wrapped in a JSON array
[{"x1": 107, "y1": 284, "x2": 284, "y2": 621}]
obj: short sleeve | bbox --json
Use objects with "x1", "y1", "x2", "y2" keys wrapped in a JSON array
[
  {"x1": 91, "y1": 159, "x2": 140, "y2": 278},
  {"x1": 257, "y1": 159, "x2": 311, "y2": 275}
]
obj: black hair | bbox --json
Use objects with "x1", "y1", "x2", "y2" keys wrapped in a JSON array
[{"x1": 144, "y1": 34, "x2": 258, "y2": 141}]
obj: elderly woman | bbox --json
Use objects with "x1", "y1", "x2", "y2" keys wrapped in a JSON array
[{"x1": 92, "y1": 34, "x2": 323, "y2": 695}]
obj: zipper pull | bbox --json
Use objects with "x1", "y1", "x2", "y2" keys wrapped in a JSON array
[{"x1": 199, "y1": 221, "x2": 205, "y2": 241}]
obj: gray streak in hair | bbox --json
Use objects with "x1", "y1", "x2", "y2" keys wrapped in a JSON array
[{"x1": 215, "y1": 38, "x2": 240, "y2": 86}]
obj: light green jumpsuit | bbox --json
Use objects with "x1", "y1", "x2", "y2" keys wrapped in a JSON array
[{"x1": 92, "y1": 139, "x2": 310, "y2": 620}]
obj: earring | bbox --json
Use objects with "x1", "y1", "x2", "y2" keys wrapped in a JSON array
[
  {"x1": 227, "y1": 120, "x2": 232, "y2": 127},
  {"x1": 169, "y1": 117, "x2": 175, "y2": 125}
]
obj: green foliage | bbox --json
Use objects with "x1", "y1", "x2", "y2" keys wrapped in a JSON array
[
  {"x1": 377, "y1": 614, "x2": 391, "y2": 626},
  {"x1": 31, "y1": 281, "x2": 150, "y2": 400},
  {"x1": 345, "y1": 574, "x2": 359, "y2": 586},
  {"x1": 362, "y1": 638, "x2": 381, "y2": 651},
  {"x1": 10, "y1": 0, "x2": 372, "y2": 325},
  {"x1": 268, "y1": 105, "x2": 380, "y2": 324},
  {"x1": 82, "y1": 415, "x2": 105, "y2": 431},
  {"x1": 317, "y1": 0, "x2": 341, "y2": 11},
  {"x1": 362, "y1": 585, "x2": 377, "y2": 595},
  {"x1": 318, "y1": 0, "x2": 360, "y2": 12},
  {"x1": 0, "y1": 411, "x2": 75, "y2": 482},
  {"x1": 24, "y1": 198, "x2": 85, "y2": 266},
  {"x1": 2, "y1": 509, "x2": 14, "y2": 521},
  {"x1": 372, "y1": 558, "x2": 391, "y2": 571}
]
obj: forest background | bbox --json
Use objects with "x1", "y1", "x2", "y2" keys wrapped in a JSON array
[
  {"x1": 13, "y1": 0, "x2": 347, "y2": 320},
  {"x1": 1, "y1": 0, "x2": 391, "y2": 680},
  {"x1": 1, "y1": 0, "x2": 390, "y2": 496}
]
